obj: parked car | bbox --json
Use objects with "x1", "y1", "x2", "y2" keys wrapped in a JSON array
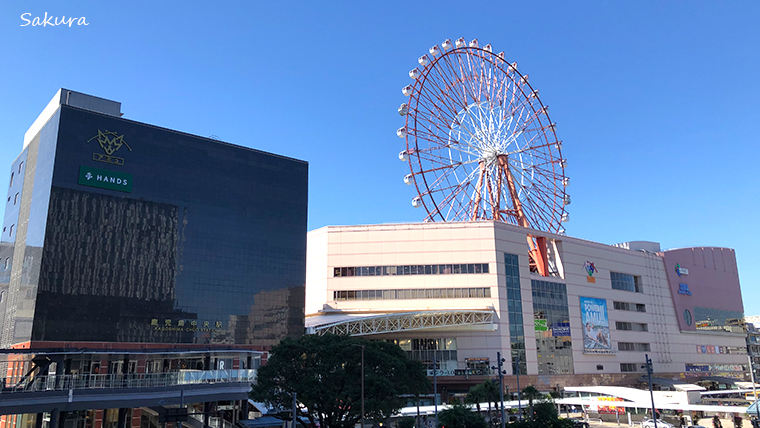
[
  {"x1": 568, "y1": 418, "x2": 589, "y2": 428},
  {"x1": 642, "y1": 419, "x2": 675, "y2": 428},
  {"x1": 686, "y1": 425, "x2": 707, "y2": 428}
]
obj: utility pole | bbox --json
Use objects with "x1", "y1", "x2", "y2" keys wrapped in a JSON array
[
  {"x1": 748, "y1": 355, "x2": 760, "y2": 423},
  {"x1": 433, "y1": 351, "x2": 438, "y2": 428},
  {"x1": 292, "y1": 392, "x2": 298, "y2": 428},
  {"x1": 491, "y1": 352, "x2": 507, "y2": 428},
  {"x1": 644, "y1": 354, "x2": 657, "y2": 428},
  {"x1": 353, "y1": 344, "x2": 365, "y2": 428},
  {"x1": 515, "y1": 355, "x2": 522, "y2": 421}
]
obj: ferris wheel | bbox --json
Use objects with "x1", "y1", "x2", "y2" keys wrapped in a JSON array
[{"x1": 398, "y1": 37, "x2": 569, "y2": 237}]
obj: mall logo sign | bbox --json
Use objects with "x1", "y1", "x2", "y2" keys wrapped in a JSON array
[
  {"x1": 678, "y1": 283, "x2": 692, "y2": 296},
  {"x1": 88, "y1": 130, "x2": 131, "y2": 166},
  {"x1": 78, "y1": 166, "x2": 133, "y2": 193},
  {"x1": 583, "y1": 261, "x2": 598, "y2": 283},
  {"x1": 675, "y1": 263, "x2": 689, "y2": 277}
]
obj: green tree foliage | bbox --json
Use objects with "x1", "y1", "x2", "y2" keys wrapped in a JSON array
[
  {"x1": 521, "y1": 386, "x2": 544, "y2": 421},
  {"x1": 398, "y1": 417, "x2": 416, "y2": 428},
  {"x1": 438, "y1": 403, "x2": 488, "y2": 428},
  {"x1": 508, "y1": 401, "x2": 572, "y2": 428},
  {"x1": 250, "y1": 334, "x2": 429, "y2": 428}
]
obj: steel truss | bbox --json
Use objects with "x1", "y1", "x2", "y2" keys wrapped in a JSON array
[{"x1": 310, "y1": 310, "x2": 495, "y2": 336}]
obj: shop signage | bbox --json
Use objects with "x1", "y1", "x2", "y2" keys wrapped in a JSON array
[
  {"x1": 534, "y1": 319, "x2": 548, "y2": 332},
  {"x1": 678, "y1": 283, "x2": 692, "y2": 296},
  {"x1": 686, "y1": 364, "x2": 709, "y2": 372},
  {"x1": 427, "y1": 369, "x2": 456, "y2": 376},
  {"x1": 78, "y1": 166, "x2": 133, "y2": 193},
  {"x1": 88, "y1": 129, "x2": 132, "y2": 166}
]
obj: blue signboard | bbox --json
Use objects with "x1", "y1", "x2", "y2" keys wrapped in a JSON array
[{"x1": 552, "y1": 322, "x2": 571, "y2": 337}]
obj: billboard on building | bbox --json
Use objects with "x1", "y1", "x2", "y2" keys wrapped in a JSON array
[{"x1": 580, "y1": 297, "x2": 613, "y2": 354}]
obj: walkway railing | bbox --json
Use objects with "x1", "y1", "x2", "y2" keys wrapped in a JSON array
[{"x1": 0, "y1": 369, "x2": 256, "y2": 394}]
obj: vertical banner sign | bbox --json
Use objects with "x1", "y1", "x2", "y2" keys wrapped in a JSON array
[{"x1": 580, "y1": 297, "x2": 613, "y2": 354}]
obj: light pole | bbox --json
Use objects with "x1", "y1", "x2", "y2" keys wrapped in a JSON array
[
  {"x1": 515, "y1": 355, "x2": 522, "y2": 421},
  {"x1": 353, "y1": 344, "x2": 365, "y2": 428},
  {"x1": 433, "y1": 350, "x2": 438, "y2": 428},
  {"x1": 643, "y1": 354, "x2": 657, "y2": 428},
  {"x1": 491, "y1": 352, "x2": 506, "y2": 428},
  {"x1": 748, "y1": 355, "x2": 760, "y2": 422}
]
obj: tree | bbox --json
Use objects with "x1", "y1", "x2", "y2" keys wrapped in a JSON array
[
  {"x1": 398, "y1": 417, "x2": 416, "y2": 428},
  {"x1": 466, "y1": 380, "x2": 501, "y2": 425},
  {"x1": 521, "y1": 386, "x2": 544, "y2": 421},
  {"x1": 250, "y1": 334, "x2": 429, "y2": 428},
  {"x1": 438, "y1": 403, "x2": 488, "y2": 428}
]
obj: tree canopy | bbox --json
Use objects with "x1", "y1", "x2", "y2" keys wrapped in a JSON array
[
  {"x1": 438, "y1": 403, "x2": 488, "y2": 428},
  {"x1": 250, "y1": 334, "x2": 429, "y2": 428}
]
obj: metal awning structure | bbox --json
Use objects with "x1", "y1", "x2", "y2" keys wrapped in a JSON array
[{"x1": 308, "y1": 310, "x2": 495, "y2": 336}]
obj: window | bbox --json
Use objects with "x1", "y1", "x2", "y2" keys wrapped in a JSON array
[
  {"x1": 596, "y1": 365, "x2": 604, "y2": 371},
  {"x1": 9, "y1": 172, "x2": 13, "y2": 187},
  {"x1": 684, "y1": 309, "x2": 693, "y2": 327},
  {"x1": 9, "y1": 224, "x2": 13, "y2": 236},
  {"x1": 611, "y1": 272, "x2": 643, "y2": 293},
  {"x1": 618, "y1": 342, "x2": 651, "y2": 352},
  {"x1": 333, "y1": 263, "x2": 490, "y2": 277},
  {"x1": 18, "y1": 162, "x2": 23, "y2": 173},
  {"x1": 13, "y1": 193, "x2": 18, "y2": 205},
  {"x1": 613, "y1": 301, "x2": 646, "y2": 313},
  {"x1": 3, "y1": 257, "x2": 8, "y2": 270},
  {"x1": 620, "y1": 363, "x2": 638, "y2": 372},
  {"x1": 333, "y1": 287, "x2": 491, "y2": 301},
  {"x1": 615, "y1": 321, "x2": 648, "y2": 332}
]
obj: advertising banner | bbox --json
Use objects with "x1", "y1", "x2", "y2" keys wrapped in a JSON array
[{"x1": 580, "y1": 297, "x2": 613, "y2": 354}]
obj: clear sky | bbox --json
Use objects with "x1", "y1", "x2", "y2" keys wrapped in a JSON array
[{"x1": 1, "y1": 2, "x2": 758, "y2": 314}]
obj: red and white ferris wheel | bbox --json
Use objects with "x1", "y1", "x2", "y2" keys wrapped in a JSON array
[{"x1": 398, "y1": 37, "x2": 570, "y2": 273}]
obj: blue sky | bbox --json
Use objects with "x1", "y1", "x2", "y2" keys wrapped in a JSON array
[{"x1": 1, "y1": 2, "x2": 758, "y2": 314}]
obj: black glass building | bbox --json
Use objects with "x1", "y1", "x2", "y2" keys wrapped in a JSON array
[{"x1": 0, "y1": 89, "x2": 307, "y2": 347}]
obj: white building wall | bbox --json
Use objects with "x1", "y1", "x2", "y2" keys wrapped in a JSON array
[{"x1": 305, "y1": 221, "x2": 747, "y2": 382}]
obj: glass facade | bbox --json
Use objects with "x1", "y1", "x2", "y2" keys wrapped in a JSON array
[
  {"x1": 693, "y1": 306, "x2": 745, "y2": 333},
  {"x1": 504, "y1": 253, "x2": 526, "y2": 375},
  {"x1": 0, "y1": 105, "x2": 308, "y2": 346},
  {"x1": 531, "y1": 279, "x2": 573, "y2": 374}
]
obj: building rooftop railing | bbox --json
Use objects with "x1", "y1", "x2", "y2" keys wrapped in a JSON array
[{"x1": 0, "y1": 369, "x2": 256, "y2": 394}]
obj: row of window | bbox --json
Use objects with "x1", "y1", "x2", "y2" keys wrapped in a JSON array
[
  {"x1": 618, "y1": 342, "x2": 651, "y2": 352},
  {"x1": 615, "y1": 321, "x2": 649, "y2": 332},
  {"x1": 333, "y1": 287, "x2": 491, "y2": 301},
  {"x1": 611, "y1": 272, "x2": 643, "y2": 293},
  {"x1": 613, "y1": 301, "x2": 646, "y2": 313},
  {"x1": 2, "y1": 224, "x2": 14, "y2": 237},
  {"x1": 7, "y1": 192, "x2": 18, "y2": 205},
  {"x1": 333, "y1": 263, "x2": 490, "y2": 277}
]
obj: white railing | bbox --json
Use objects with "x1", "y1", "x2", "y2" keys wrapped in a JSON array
[{"x1": 0, "y1": 369, "x2": 256, "y2": 394}]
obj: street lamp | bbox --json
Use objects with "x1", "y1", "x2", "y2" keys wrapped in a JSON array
[
  {"x1": 353, "y1": 344, "x2": 365, "y2": 428},
  {"x1": 643, "y1": 354, "x2": 657, "y2": 428},
  {"x1": 491, "y1": 352, "x2": 507, "y2": 428}
]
